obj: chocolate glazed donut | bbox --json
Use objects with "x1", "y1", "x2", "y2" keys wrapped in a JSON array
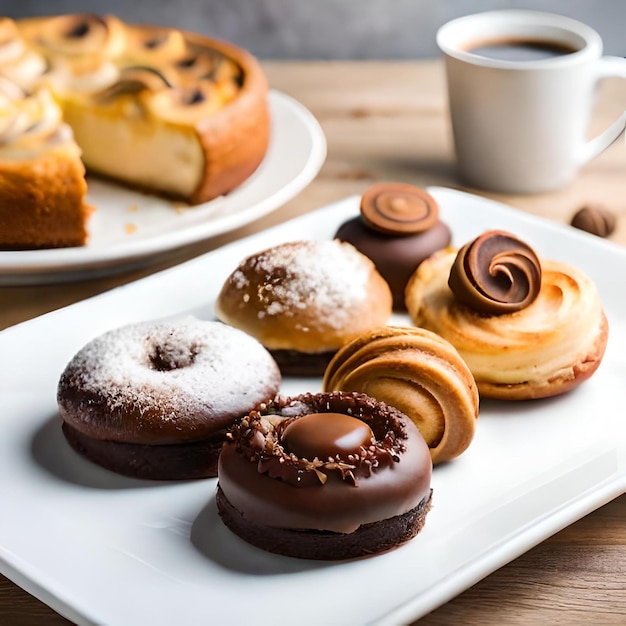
[
  {"x1": 57, "y1": 317, "x2": 281, "y2": 480},
  {"x1": 216, "y1": 391, "x2": 433, "y2": 560}
]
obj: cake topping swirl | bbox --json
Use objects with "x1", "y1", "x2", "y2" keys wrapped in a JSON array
[
  {"x1": 448, "y1": 230, "x2": 542, "y2": 315},
  {"x1": 360, "y1": 182, "x2": 439, "y2": 235},
  {"x1": 0, "y1": 19, "x2": 47, "y2": 90},
  {"x1": 34, "y1": 14, "x2": 121, "y2": 57},
  {"x1": 0, "y1": 85, "x2": 65, "y2": 152},
  {"x1": 94, "y1": 65, "x2": 171, "y2": 100}
]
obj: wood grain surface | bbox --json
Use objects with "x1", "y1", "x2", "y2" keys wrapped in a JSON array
[{"x1": 1, "y1": 60, "x2": 625, "y2": 625}]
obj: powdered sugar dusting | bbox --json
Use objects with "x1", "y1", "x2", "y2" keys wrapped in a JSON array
[
  {"x1": 58, "y1": 317, "x2": 281, "y2": 438},
  {"x1": 232, "y1": 240, "x2": 373, "y2": 330}
]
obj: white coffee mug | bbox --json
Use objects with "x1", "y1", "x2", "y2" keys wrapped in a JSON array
[{"x1": 436, "y1": 10, "x2": 626, "y2": 194}]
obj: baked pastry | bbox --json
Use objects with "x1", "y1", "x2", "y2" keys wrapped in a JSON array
[
  {"x1": 216, "y1": 391, "x2": 433, "y2": 560},
  {"x1": 0, "y1": 14, "x2": 270, "y2": 248},
  {"x1": 323, "y1": 326, "x2": 479, "y2": 463},
  {"x1": 57, "y1": 317, "x2": 281, "y2": 480},
  {"x1": 335, "y1": 183, "x2": 451, "y2": 309},
  {"x1": 405, "y1": 230, "x2": 609, "y2": 400},
  {"x1": 0, "y1": 76, "x2": 93, "y2": 249},
  {"x1": 214, "y1": 240, "x2": 393, "y2": 376}
]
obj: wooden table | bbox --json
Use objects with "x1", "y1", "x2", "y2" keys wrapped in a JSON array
[{"x1": 1, "y1": 61, "x2": 625, "y2": 625}]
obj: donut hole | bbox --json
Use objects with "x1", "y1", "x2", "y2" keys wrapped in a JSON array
[{"x1": 147, "y1": 340, "x2": 198, "y2": 371}]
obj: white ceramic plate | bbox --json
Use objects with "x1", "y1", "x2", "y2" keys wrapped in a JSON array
[
  {"x1": 0, "y1": 90, "x2": 326, "y2": 285},
  {"x1": 1, "y1": 188, "x2": 624, "y2": 626}
]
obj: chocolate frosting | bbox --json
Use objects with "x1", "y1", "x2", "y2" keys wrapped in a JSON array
[
  {"x1": 360, "y1": 182, "x2": 439, "y2": 235},
  {"x1": 335, "y1": 218, "x2": 451, "y2": 310},
  {"x1": 448, "y1": 230, "x2": 541, "y2": 315},
  {"x1": 217, "y1": 391, "x2": 432, "y2": 533}
]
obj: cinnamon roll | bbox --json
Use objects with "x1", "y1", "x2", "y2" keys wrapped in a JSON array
[
  {"x1": 323, "y1": 326, "x2": 479, "y2": 463},
  {"x1": 0, "y1": 14, "x2": 270, "y2": 248}
]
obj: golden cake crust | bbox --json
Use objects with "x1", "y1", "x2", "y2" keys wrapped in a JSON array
[
  {"x1": 0, "y1": 147, "x2": 93, "y2": 249},
  {"x1": 184, "y1": 33, "x2": 270, "y2": 204}
]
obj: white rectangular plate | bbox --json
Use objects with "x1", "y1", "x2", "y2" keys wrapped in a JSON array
[{"x1": 1, "y1": 188, "x2": 624, "y2": 625}]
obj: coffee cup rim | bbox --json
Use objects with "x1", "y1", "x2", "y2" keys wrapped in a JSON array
[{"x1": 436, "y1": 9, "x2": 603, "y2": 68}]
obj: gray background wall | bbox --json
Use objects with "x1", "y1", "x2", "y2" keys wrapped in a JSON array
[{"x1": 2, "y1": 0, "x2": 625, "y2": 59}]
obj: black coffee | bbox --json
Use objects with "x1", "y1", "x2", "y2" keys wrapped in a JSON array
[{"x1": 466, "y1": 38, "x2": 579, "y2": 61}]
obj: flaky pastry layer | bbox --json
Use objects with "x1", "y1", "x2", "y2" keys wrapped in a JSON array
[{"x1": 405, "y1": 249, "x2": 608, "y2": 399}]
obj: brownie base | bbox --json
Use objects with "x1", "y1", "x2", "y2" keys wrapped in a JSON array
[
  {"x1": 62, "y1": 422, "x2": 224, "y2": 480},
  {"x1": 269, "y1": 349, "x2": 336, "y2": 377},
  {"x1": 216, "y1": 485, "x2": 433, "y2": 560}
]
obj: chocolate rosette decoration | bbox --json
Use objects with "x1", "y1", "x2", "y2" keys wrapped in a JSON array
[
  {"x1": 360, "y1": 182, "x2": 439, "y2": 235},
  {"x1": 144, "y1": 79, "x2": 226, "y2": 123},
  {"x1": 176, "y1": 49, "x2": 242, "y2": 85},
  {"x1": 323, "y1": 326, "x2": 479, "y2": 464},
  {"x1": 448, "y1": 230, "x2": 542, "y2": 315},
  {"x1": 229, "y1": 392, "x2": 408, "y2": 488}
]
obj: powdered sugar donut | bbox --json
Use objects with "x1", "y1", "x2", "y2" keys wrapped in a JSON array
[
  {"x1": 57, "y1": 316, "x2": 281, "y2": 479},
  {"x1": 214, "y1": 240, "x2": 393, "y2": 376}
]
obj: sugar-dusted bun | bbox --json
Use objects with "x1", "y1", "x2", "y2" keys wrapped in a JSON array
[
  {"x1": 216, "y1": 391, "x2": 433, "y2": 560},
  {"x1": 57, "y1": 316, "x2": 281, "y2": 479},
  {"x1": 323, "y1": 326, "x2": 479, "y2": 463},
  {"x1": 405, "y1": 240, "x2": 609, "y2": 400},
  {"x1": 214, "y1": 240, "x2": 393, "y2": 376}
]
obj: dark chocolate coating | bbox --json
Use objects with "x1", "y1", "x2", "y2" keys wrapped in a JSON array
[
  {"x1": 216, "y1": 485, "x2": 432, "y2": 560},
  {"x1": 335, "y1": 218, "x2": 451, "y2": 309},
  {"x1": 216, "y1": 391, "x2": 433, "y2": 558},
  {"x1": 62, "y1": 422, "x2": 224, "y2": 480},
  {"x1": 269, "y1": 348, "x2": 336, "y2": 377}
]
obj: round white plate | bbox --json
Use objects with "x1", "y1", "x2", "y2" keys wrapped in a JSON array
[{"x1": 0, "y1": 90, "x2": 326, "y2": 285}]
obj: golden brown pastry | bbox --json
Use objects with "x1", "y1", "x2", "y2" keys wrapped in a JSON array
[
  {"x1": 0, "y1": 14, "x2": 270, "y2": 249},
  {"x1": 214, "y1": 240, "x2": 393, "y2": 376},
  {"x1": 405, "y1": 231, "x2": 609, "y2": 400},
  {"x1": 12, "y1": 14, "x2": 270, "y2": 206},
  {"x1": 0, "y1": 78, "x2": 93, "y2": 249},
  {"x1": 323, "y1": 325, "x2": 479, "y2": 464}
]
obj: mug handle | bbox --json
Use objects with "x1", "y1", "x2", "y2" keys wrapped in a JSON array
[{"x1": 578, "y1": 56, "x2": 626, "y2": 164}]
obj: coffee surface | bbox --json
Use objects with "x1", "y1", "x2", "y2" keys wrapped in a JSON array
[{"x1": 467, "y1": 38, "x2": 579, "y2": 61}]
